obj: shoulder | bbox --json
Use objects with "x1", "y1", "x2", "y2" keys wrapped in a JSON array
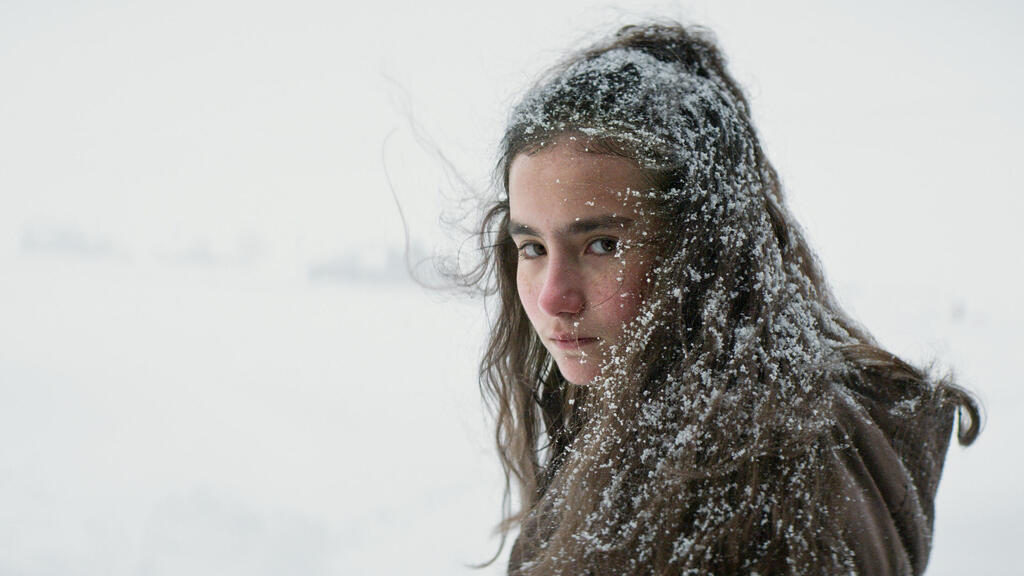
[{"x1": 829, "y1": 367, "x2": 956, "y2": 575}]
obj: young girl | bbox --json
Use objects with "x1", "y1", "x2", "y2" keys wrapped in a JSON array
[{"x1": 468, "y1": 22, "x2": 979, "y2": 575}]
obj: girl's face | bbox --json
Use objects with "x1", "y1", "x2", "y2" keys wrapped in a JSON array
[{"x1": 509, "y1": 139, "x2": 653, "y2": 385}]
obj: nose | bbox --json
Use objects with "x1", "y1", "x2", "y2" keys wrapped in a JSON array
[{"x1": 537, "y1": 256, "x2": 585, "y2": 317}]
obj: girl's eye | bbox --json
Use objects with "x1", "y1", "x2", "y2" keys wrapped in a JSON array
[
  {"x1": 519, "y1": 243, "x2": 546, "y2": 259},
  {"x1": 587, "y1": 238, "x2": 618, "y2": 255}
]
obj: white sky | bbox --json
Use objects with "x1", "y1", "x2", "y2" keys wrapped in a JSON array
[{"x1": 1, "y1": 0, "x2": 1021, "y2": 574}]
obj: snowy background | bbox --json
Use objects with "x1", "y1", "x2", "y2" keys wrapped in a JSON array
[{"x1": 1, "y1": 0, "x2": 1020, "y2": 574}]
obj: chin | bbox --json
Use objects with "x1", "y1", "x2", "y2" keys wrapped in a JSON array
[{"x1": 555, "y1": 359, "x2": 601, "y2": 386}]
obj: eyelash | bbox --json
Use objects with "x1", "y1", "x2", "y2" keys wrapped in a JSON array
[
  {"x1": 518, "y1": 242, "x2": 545, "y2": 259},
  {"x1": 588, "y1": 237, "x2": 618, "y2": 255},
  {"x1": 517, "y1": 238, "x2": 619, "y2": 260}
]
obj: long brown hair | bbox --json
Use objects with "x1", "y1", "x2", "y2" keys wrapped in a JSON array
[{"x1": 464, "y1": 22, "x2": 980, "y2": 574}]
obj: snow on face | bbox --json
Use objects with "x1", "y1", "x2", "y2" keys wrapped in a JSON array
[{"x1": 509, "y1": 137, "x2": 654, "y2": 385}]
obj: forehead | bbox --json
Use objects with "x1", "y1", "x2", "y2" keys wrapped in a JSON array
[{"x1": 508, "y1": 140, "x2": 651, "y2": 221}]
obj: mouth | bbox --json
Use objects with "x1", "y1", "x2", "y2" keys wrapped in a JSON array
[{"x1": 549, "y1": 334, "x2": 599, "y2": 351}]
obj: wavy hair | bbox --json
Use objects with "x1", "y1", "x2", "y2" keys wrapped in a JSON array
[{"x1": 464, "y1": 22, "x2": 980, "y2": 574}]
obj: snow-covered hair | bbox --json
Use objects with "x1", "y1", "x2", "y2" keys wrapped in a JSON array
[{"x1": 469, "y1": 22, "x2": 979, "y2": 574}]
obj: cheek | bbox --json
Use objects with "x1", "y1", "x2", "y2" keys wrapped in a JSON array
[
  {"x1": 516, "y1": 268, "x2": 540, "y2": 322},
  {"x1": 606, "y1": 263, "x2": 651, "y2": 324}
]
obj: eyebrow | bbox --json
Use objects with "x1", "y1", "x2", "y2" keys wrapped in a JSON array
[{"x1": 509, "y1": 214, "x2": 635, "y2": 238}]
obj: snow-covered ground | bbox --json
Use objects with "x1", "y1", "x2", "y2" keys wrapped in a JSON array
[
  {"x1": 0, "y1": 259, "x2": 502, "y2": 575},
  {"x1": 1, "y1": 0, "x2": 1020, "y2": 574}
]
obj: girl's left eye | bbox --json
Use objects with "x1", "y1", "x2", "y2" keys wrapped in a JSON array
[{"x1": 587, "y1": 238, "x2": 618, "y2": 255}]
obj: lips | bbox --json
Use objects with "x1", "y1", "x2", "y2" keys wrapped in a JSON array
[{"x1": 549, "y1": 334, "x2": 599, "y2": 351}]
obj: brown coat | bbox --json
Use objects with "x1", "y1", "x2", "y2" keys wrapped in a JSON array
[
  {"x1": 834, "y1": 374, "x2": 955, "y2": 575},
  {"x1": 509, "y1": 372, "x2": 956, "y2": 575}
]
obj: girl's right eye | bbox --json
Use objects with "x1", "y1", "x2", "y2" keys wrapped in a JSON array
[{"x1": 519, "y1": 243, "x2": 546, "y2": 259}]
